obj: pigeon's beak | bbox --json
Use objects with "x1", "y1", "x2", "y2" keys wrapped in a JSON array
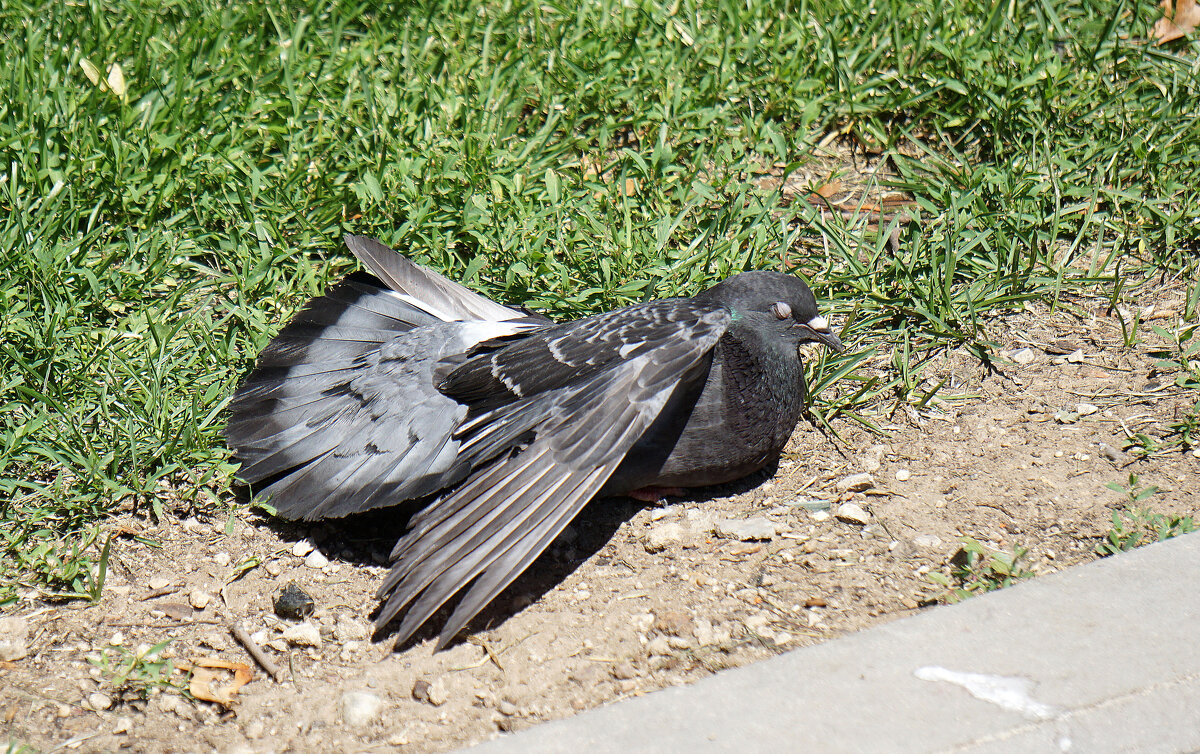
[{"x1": 795, "y1": 315, "x2": 845, "y2": 353}]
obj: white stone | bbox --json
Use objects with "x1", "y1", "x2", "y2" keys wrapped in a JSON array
[
  {"x1": 714, "y1": 517, "x2": 777, "y2": 541},
  {"x1": 87, "y1": 692, "x2": 113, "y2": 711},
  {"x1": 188, "y1": 590, "x2": 211, "y2": 610},
  {"x1": 341, "y1": 691, "x2": 383, "y2": 728},
  {"x1": 304, "y1": 550, "x2": 330, "y2": 569},
  {"x1": 835, "y1": 503, "x2": 871, "y2": 525},
  {"x1": 913, "y1": 534, "x2": 944, "y2": 548},
  {"x1": 643, "y1": 522, "x2": 685, "y2": 552},
  {"x1": 282, "y1": 622, "x2": 322, "y2": 648},
  {"x1": 836, "y1": 473, "x2": 875, "y2": 493},
  {"x1": 1076, "y1": 403, "x2": 1099, "y2": 416},
  {"x1": 0, "y1": 616, "x2": 30, "y2": 661},
  {"x1": 291, "y1": 539, "x2": 315, "y2": 557},
  {"x1": 212, "y1": 551, "x2": 231, "y2": 567},
  {"x1": 895, "y1": 469, "x2": 912, "y2": 482},
  {"x1": 1009, "y1": 347, "x2": 1036, "y2": 365}
]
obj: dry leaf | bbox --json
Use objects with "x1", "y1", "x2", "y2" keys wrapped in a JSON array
[
  {"x1": 79, "y1": 58, "x2": 102, "y2": 86},
  {"x1": 813, "y1": 180, "x2": 843, "y2": 199},
  {"x1": 78, "y1": 58, "x2": 128, "y2": 100},
  {"x1": 180, "y1": 658, "x2": 253, "y2": 708},
  {"x1": 1154, "y1": 0, "x2": 1200, "y2": 43},
  {"x1": 623, "y1": 177, "x2": 638, "y2": 196},
  {"x1": 106, "y1": 63, "x2": 127, "y2": 97}
]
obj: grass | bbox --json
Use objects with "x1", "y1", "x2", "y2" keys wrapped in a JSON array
[
  {"x1": 928, "y1": 537, "x2": 1036, "y2": 602},
  {"x1": 1, "y1": 0, "x2": 1198, "y2": 598}
]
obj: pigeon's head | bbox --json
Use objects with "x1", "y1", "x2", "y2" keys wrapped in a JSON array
[{"x1": 699, "y1": 271, "x2": 844, "y2": 353}]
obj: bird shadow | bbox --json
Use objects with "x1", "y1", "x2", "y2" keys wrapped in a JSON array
[{"x1": 239, "y1": 462, "x2": 780, "y2": 652}]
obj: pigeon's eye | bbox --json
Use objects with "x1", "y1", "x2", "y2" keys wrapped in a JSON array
[{"x1": 770, "y1": 302, "x2": 792, "y2": 320}]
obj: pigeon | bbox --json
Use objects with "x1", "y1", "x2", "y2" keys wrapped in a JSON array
[{"x1": 226, "y1": 235, "x2": 844, "y2": 648}]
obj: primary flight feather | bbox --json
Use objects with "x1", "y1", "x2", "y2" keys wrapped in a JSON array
[{"x1": 227, "y1": 235, "x2": 844, "y2": 648}]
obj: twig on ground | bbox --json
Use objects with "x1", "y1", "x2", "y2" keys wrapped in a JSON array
[{"x1": 232, "y1": 624, "x2": 285, "y2": 683}]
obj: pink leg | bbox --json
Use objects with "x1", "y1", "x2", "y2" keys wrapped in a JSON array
[{"x1": 627, "y1": 486, "x2": 687, "y2": 503}]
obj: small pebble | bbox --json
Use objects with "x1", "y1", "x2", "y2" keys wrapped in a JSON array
[
  {"x1": 646, "y1": 636, "x2": 672, "y2": 655},
  {"x1": 835, "y1": 503, "x2": 871, "y2": 525},
  {"x1": 1076, "y1": 403, "x2": 1099, "y2": 416},
  {"x1": 112, "y1": 716, "x2": 133, "y2": 734},
  {"x1": 714, "y1": 517, "x2": 777, "y2": 541},
  {"x1": 304, "y1": 550, "x2": 330, "y2": 569},
  {"x1": 147, "y1": 577, "x2": 171, "y2": 590},
  {"x1": 341, "y1": 691, "x2": 383, "y2": 728},
  {"x1": 643, "y1": 521, "x2": 686, "y2": 552},
  {"x1": 895, "y1": 469, "x2": 911, "y2": 482},
  {"x1": 1066, "y1": 349, "x2": 1084, "y2": 363},
  {"x1": 412, "y1": 678, "x2": 448, "y2": 706},
  {"x1": 275, "y1": 583, "x2": 316, "y2": 620},
  {"x1": 109, "y1": 631, "x2": 124, "y2": 646},
  {"x1": 836, "y1": 472, "x2": 875, "y2": 492},
  {"x1": 0, "y1": 616, "x2": 31, "y2": 661},
  {"x1": 188, "y1": 590, "x2": 211, "y2": 610},
  {"x1": 212, "y1": 552, "x2": 232, "y2": 567},
  {"x1": 291, "y1": 540, "x2": 315, "y2": 557},
  {"x1": 1009, "y1": 347, "x2": 1035, "y2": 365},
  {"x1": 264, "y1": 560, "x2": 284, "y2": 577},
  {"x1": 281, "y1": 622, "x2": 322, "y2": 648},
  {"x1": 497, "y1": 700, "x2": 519, "y2": 716},
  {"x1": 913, "y1": 534, "x2": 943, "y2": 548},
  {"x1": 810, "y1": 509, "x2": 831, "y2": 522},
  {"x1": 87, "y1": 692, "x2": 113, "y2": 711}
]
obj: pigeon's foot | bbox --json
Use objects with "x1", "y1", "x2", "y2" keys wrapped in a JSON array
[{"x1": 627, "y1": 486, "x2": 687, "y2": 503}]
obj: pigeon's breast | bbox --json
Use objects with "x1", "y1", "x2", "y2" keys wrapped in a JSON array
[{"x1": 609, "y1": 331, "x2": 807, "y2": 490}]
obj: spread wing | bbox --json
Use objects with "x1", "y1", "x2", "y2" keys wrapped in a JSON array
[
  {"x1": 374, "y1": 302, "x2": 734, "y2": 648},
  {"x1": 227, "y1": 235, "x2": 542, "y2": 520}
]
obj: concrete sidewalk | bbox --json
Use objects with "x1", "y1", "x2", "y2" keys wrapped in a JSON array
[{"x1": 465, "y1": 533, "x2": 1200, "y2": 753}]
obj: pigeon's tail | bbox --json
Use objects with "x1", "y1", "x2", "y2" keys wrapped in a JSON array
[{"x1": 344, "y1": 235, "x2": 528, "y2": 324}]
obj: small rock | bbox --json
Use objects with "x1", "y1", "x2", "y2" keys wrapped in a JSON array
[
  {"x1": 86, "y1": 692, "x2": 113, "y2": 711},
  {"x1": 281, "y1": 622, "x2": 322, "y2": 648},
  {"x1": 274, "y1": 583, "x2": 315, "y2": 620},
  {"x1": 1100, "y1": 443, "x2": 1121, "y2": 462},
  {"x1": 108, "y1": 631, "x2": 125, "y2": 646},
  {"x1": 810, "y1": 509, "x2": 831, "y2": 523},
  {"x1": 643, "y1": 521, "x2": 685, "y2": 552},
  {"x1": 611, "y1": 661, "x2": 638, "y2": 680},
  {"x1": 913, "y1": 534, "x2": 943, "y2": 548},
  {"x1": 646, "y1": 636, "x2": 672, "y2": 656},
  {"x1": 411, "y1": 679, "x2": 431, "y2": 703},
  {"x1": 653, "y1": 610, "x2": 692, "y2": 636},
  {"x1": 212, "y1": 551, "x2": 232, "y2": 567},
  {"x1": 412, "y1": 678, "x2": 448, "y2": 706},
  {"x1": 341, "y1": 691, "x2": 383, "y2": 728},
  {"x1": 859, "y1": 445, "x2": 886, "y2": 473},
  {"x1": 666, "y1": 635, "x2": 691, "y2": 649},
  {"x1": 112, "y1": 716, "x2": 133, "y2": 734},
  {"x1": 895, "y1": 469, "x2": 912, "y2": 482},
  {"x1": 1054, "y1": 409, "x2": 1080, "y2": 424},
  {"x1": 426, "y1": 679, "x2": 450, "y2": 706},
  {"x1": 304, "y1": 550, "x2": 330, "y2": 569},
  {"x1": 1075, "y1": 403, "x2": 1099, "y2": 416},
  {"x1": 743, "y1": 612, "x2": 771, "y2": 632},
  {"x1": 835, "y1": 503, "x2": 871, "y2": 525},
  {"x1": 188, "y1": 590, "x2": 211, "y2": 610},
  {"x1": 334, "y1": 616, "x2": 367, "y2": 643},
  {"x1": 836, "y1": 472, "x2": 875, "y2": 493},
  {"x1": 251, "y1": 629, "x2": 269, "y2": 645},
  {"x1": 147, "y1": 577, "x2": 171, "y2": 590},
  {"x1": 714, "y1": 517, "x2": 777, "y2": 541},
  {"x1": 159, "y1": 602, "x2": 193, "y2": 621},
  {"x1": 264, "y1": 560, "x2": 284, "y2": 577},
  {"x1": 0, "y1": 616, "x2": 30, "y2": 661},
  {"x1": 1009, "y1": 347, "x2": 1036, "y2": 365},
  {"x1": 243, "y1": 720, "x2": 265, "y2": 740},
  {"x1": 291, "y1": 539, "x2": 315, "y2": 557},
  {"x1": 497, "y1": 699, "x2": 519, "y2": 716},
  {"x1": 1065, "y1": 349, "x2": 1084, "y2": 363}
]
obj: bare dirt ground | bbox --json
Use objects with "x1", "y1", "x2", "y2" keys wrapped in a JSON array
[{"x1": 3, "y1": 280, "x2": 1198, "y2": 753}]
